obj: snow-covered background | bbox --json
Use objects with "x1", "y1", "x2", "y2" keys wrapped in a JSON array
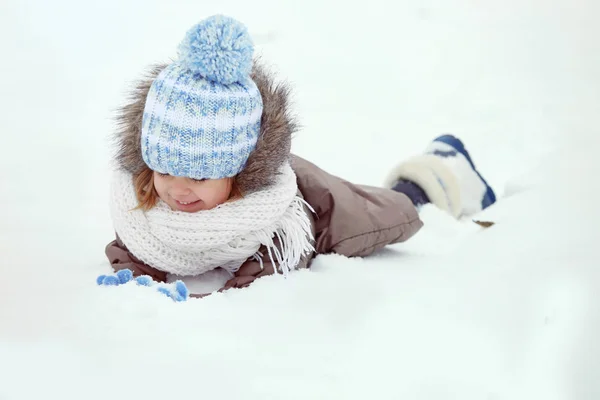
[{"x1": 1, "y1": 0, "x2": 599, "y2": 398}]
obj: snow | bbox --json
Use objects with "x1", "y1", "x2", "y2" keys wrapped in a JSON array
[{"x1": 1, "y1": 0, "x2": 599, "y2": 399}]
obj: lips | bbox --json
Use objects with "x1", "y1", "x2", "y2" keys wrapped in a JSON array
[
  {"x1": 171, "y1": 198, "x2": 203, "y2": 212},
  {"x1": 175, "y1": 200, "x2": 198, "y2": 205}
]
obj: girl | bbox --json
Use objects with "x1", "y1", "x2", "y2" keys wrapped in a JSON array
[{"x1": 100, "y1": 15, "x2": 496, "y2": 300}]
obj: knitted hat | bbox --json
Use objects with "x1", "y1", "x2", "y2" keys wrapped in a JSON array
[{"x1": 141, "y1": 15, "x2": 263, "y2": 179}]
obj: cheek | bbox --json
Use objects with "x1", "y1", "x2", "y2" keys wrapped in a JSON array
[
  {"x1": 153, "y1": 179, "x2": 169, "y2": 199},
  {"x1": 195, "y1": 183, "x2": 231, "y2": 205},
  {"x1": 214, "y1": 186, "x2": 232, "y2": 203}
]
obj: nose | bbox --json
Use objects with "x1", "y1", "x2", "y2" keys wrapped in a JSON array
[{"x1": 169, "y1": 178, "x2": 192, "y2": 196}]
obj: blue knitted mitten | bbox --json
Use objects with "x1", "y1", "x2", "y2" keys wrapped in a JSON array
[
  {"x1": 135, "y1": 275, "x2": 189, "y2": 302},
  {"x1": 96, "y1": 269, "x2": 189, "y2": 302},
  {"x1": 96, "y1": 269, "x2": 134, "y2": 286}
]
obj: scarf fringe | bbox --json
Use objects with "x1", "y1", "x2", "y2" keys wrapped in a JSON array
[{"x1": 249, "y1": 196, "x2": 314, "y2": 276}]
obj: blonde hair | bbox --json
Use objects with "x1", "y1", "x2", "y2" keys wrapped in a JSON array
[{"x1": 133, "y1": 167, "x2": 242, "y2": 211}]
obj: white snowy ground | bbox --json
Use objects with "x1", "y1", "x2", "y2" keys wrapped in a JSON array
[{"x1": 1, "y1": 0, "x2": 599, "y2": 399}]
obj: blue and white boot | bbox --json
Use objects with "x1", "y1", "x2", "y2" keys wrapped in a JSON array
[{"x1": 385, "y1": 134, "x2": 496, "y2": 218}]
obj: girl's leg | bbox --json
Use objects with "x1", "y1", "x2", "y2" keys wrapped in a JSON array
[{"x1": 391, "y1": 179, "x2": 430, "y2": 207}]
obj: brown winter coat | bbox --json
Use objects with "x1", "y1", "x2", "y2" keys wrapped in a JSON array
[{"x1": 105, "y1": 61, "x2": 423, "y2": 293}]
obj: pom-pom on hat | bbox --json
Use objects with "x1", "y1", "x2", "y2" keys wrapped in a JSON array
[{"x1": 141, "y1": 15, "x2": 263, "y2": 180}]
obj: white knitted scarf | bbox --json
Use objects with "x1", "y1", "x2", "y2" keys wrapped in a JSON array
[{"x1": 109, "y1": 163, "x2": 314, "y2": 277}]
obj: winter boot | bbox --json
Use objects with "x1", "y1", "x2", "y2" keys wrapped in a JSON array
[{"x1": 385, "y1": 134, "x2": 496, "y2": 218}]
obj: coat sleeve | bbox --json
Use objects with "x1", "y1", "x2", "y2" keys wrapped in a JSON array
[{"x1": 105, "y1": 235, "x2": 167, "y2": 283}]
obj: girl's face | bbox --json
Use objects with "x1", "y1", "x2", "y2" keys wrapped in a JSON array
[{"x1": 153, "y1": 172, "x2": 233, "y2": 212}]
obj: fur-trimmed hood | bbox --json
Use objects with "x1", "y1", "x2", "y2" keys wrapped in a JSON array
[{"x1": 113, "y1": 61, "x2": 297, "y2": 194}]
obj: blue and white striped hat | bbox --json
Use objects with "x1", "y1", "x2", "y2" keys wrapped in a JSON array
[{"x1": 141, "y1": 15, "x2": 263, "y2": 179}]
